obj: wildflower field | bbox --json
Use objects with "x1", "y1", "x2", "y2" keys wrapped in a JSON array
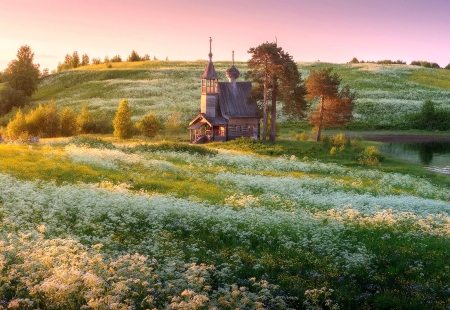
[
  {"x1": 26, "y1": 61, "x2": 450, "y2": 129},
  {"x1": 0, "y1": 137, "x2": 449, "y2": 309}
]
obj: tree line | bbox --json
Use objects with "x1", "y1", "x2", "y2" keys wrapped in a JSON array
[
  {"x1": 0, "y1": 99, "x2": 182, "y2": 142},
  {"x1": 349, "y1": 57, "x2": 450, "y2": 69},
  {"x1": 57, "y1": 50, "x2": 161, "y2": 72}
]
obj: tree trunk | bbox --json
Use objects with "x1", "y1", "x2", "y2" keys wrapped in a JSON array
[
  {"x1": 262, "y1": 72, "x2": 268, "y2": 141},
  {"x1": 316, "y1": 94, "x2": 325, "y2": 141},
  {"x1": 270, "y1": 76, "x2": 277, "y2": 142}
]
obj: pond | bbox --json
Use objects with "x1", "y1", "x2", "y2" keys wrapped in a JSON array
[{"x1": 380, "y1": 141, "x2": 450, "y2": 175}]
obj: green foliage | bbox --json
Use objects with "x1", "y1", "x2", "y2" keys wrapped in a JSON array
[
  {"x1": 246, "y1": 41, "x2": 307, "y2": 142},
  {"x1": 349, "y1": 57, "x2": 359, "y2": 64},
  {"x1": 410, "y1": 60, "x2": 441, "y2": 69},
  {"x1": 6, "y1": 109, "x2": 28, "y2": 140},
  {"x1": 445, "y1": 63, "x2": 450, "y2": 70},
  {"x1": 165, "y1": 111, "x2": 182, "y2": 136},
  {"x1": 25, "y1": 104, "x2": 46, "y2": 136},
  {"x1": 3, "y1": 45, "x2": 40, "y2": 97},
  {"x1": 358, "y1": 145, "x2": 384, "y2": 166},
  {"x1": 113, "y1": 98, "x2": 134, "y2": 139},
  {"x1": 110, "y1": 55, "x2": 122, "y2": 62},
  {"x1": 296, "y1": 131, "x2": 309, "y2": 141},
  {"x1": 136, "y1": 111, "x2": 160, "y2": 138},
  {"x1": 127, "y1": 50, "x2": 142, "y2": 62},
  {"x1": 60, "y1": 107, "x2": 78, "y2": 137},
  {"x1": 81, "y1": 53, "x2": 90, "y2": 66},
  {"x1": 306, "y1": 68, "x2": 355, "y2": 141},
  {"x1": 44, "y1": 100, "x2": 60, "y2": 137},
  {"x1": 77, "y1": 103, "x2": 94, "y2": 134},
  {"x1": 0, "y1": 84, "x2": 28, "y2": 115}
]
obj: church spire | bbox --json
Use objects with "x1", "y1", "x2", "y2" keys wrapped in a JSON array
[
  {"x1": 209, "y1": 37, "x2": 213, "y2": 61},
  {"x1": 201, "y1": 37, "x2": 218, "y2": 79}
]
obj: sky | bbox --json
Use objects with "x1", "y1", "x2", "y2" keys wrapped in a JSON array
[{"x1": 1, "y1": 0, "x2": 450, "y2": 71}]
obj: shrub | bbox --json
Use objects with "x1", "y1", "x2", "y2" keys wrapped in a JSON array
[
  {"x1": 25, "y1": 104, "x2": 46, "y2": 136},
  {"x1": 321, "y1": 135, "x2": 331, "y2": 148},
  {"x1": 296, "y1": 131, "x2": 309, "y2": 141},
  {"x1": 331, "y1": 133, "x2": 346, "y2": 151},
  {"x1": 358, "y1": 146, "x2": 384, "y2": 166},
  {"x1": 165, "y1": 111, "x2": 182, "y2": 136},
  {"x1": 60, "y1": 107, "x2": 78, "y2": 137},
  {"x1": 350, "y1": 136, "x2": 365, "y2": 153},
  {"x1": 6, "y1": 109, "x2": 28, "y2": 140},
  {"x1": 110, "y1": 55, "x2": 122, "y2": 62},
  {"x1": 113, "y1": 99, "x2": 134, "y2": 139},
  {"x1": 137, "y1": 111, "x2": 160, "y2": 138}
]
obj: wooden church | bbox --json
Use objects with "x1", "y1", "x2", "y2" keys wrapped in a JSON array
[{"x1": 188, "y1": 38, "x2": 260, "y2": 143}]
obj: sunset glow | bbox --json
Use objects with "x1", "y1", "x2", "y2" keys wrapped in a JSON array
[{"x1": 1, "y1": 0, "x2": 450, "y2": 70}]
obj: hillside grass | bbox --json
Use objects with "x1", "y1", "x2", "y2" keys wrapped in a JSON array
[
  {"x1": 0, "y1": 137, "x2": 449, "y2": 309},
  {"x1": 26, "y1": 61, "x2": 450, "y2": 131}
]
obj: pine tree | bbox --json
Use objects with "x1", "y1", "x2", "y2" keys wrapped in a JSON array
[
  {"x1": 305, "y1": 68, "x2": 355, "y2": 141},
  {"x1": 246, "y1": 42, "x2": 307, "y2": 142},
  {"x1": 113, "y1": 99, "x2": 134, "y2": 139}
]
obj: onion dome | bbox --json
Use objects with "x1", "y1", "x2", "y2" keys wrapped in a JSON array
[{"x1": 226, "y1": 51, "x2": 240, "y2": 83}]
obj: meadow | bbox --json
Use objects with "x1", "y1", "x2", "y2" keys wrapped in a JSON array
[
  {"x1": 21, "y1": 60, "x2": 450, "y2": 129},
  {"x1": 0, "y1": 136, "x2": 449, "y2": 309}
]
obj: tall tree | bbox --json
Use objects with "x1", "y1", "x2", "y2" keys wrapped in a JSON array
[
  {"x1": 60, "y1": 107, "x2": 78, "y2": 137},
  {"x1": 4, "y1": 45, "x2": 40, "y2": 97},
  {"x1": 81, "y1": 54, "x2": 90, "y2": 66},
  {"x1": 113, "y1": 99, "x2": 134, "y2": 139},
  {"x1": 305, "y1": 68, "x2": 355, "y2": 141},
  {"x1": 77, "y1": 103, "x2": 94, "y2": 133},
  {"x1": 246, "y1": 42, "x2": 307, "y2": 142}
]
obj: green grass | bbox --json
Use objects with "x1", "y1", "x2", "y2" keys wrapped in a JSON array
[
  {"x1": 408, "y1": 68, "x2": 450, "y2": 89},
  {"x1": 0, "y1": 136, "x2": 449, "y2": 309},
  {"x1": 25, "y1": 61, "x2": 450, "y2": 132}
]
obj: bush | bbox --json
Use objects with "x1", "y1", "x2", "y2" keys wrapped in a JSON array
[
  {"x1": 296, "y1": 131, "x2": 309, "y2": 141},
  {"x1": 0, "y1": 85, "x2": 28, "y2": 115},
  {"x1": 6, "y1": 109, "x2": 28, "y2": 140},
  {"x1": 358, "y1": 146, "x2": 384, "y2": 166},
  {"x1": 165, "y1": 111, "x2": 182, "y2": 136},
  {"x1": 136, "y1": 111, "x2": 160, "y2": 138},
  {"x1": 331, "y1": 133, "x2": 346, "y2": 151}
]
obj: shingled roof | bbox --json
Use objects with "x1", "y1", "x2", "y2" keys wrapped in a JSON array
[
  {"x1": 217, "y1": 82, "x2": 258, "y2": 118},
  {"x1": 201, "y1": 60, "x2": 218, "y2": 79}
]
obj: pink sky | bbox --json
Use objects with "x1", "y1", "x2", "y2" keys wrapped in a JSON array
[{"x1": 1, "y1": 0, "x2": 449, "y2": 71}]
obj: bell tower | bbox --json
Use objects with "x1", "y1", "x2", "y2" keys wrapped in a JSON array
[{"x1": 200, "y1": 37, "x2": 219, "y2": 117}]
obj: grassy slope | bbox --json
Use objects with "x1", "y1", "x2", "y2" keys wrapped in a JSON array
[{"x1": 30, "y1": 61, "x2": 450, "y2": 128}]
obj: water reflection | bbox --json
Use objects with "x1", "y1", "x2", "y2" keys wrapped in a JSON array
[{"x1": 380, "y1": 141, "x2": 450, "y2": 167}]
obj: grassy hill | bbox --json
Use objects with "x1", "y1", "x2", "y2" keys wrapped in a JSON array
[{"x1": 23, "y1": 60, "x2": 450, "y2": 129}]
